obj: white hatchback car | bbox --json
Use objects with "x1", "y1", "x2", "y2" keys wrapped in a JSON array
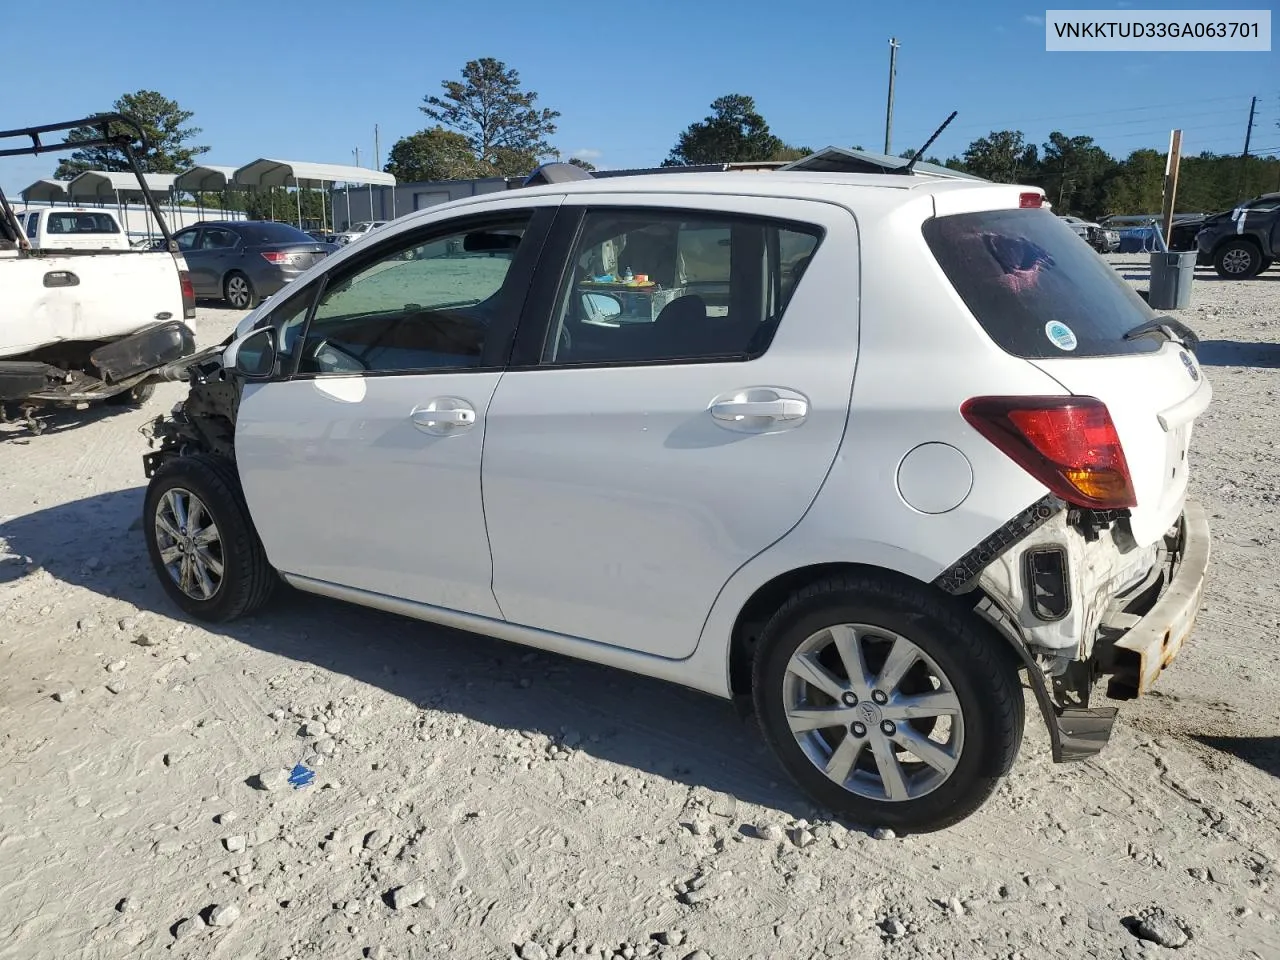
[{"x1": 140, "y1": 166, "x2": 1211, "y2": 832}]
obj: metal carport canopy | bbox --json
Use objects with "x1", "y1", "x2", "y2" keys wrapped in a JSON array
[
  {"x1": 232, "y1": 159, "x2": 396, "y2": 189},
  {"x1": 21, "y1": 179, "x2": 70, "y2": 202},
  {"x1": 65, "y1": 170, "x2": 178, "y2": 200},
  {"x1": 174, "y1": 164, "x2": 240, "y2": 192}
]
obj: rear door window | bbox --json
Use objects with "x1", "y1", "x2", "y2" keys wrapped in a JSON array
[
  {"x1": 922, "y1": 208, "x2": 1160, "y2": 358},
  {"x1": 200, "y1": 228, "x2": 238, "y2": 250},
  {"x1": 541, "y1": 209, "x2": 822, "y2": 366}
]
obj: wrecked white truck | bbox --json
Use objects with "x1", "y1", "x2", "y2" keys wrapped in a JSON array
[{"x1": 0, "y1": 114, "x2": 196, "y2": 433}]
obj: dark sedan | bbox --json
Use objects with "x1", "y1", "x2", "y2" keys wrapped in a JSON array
[{"x1": 174, "y1": 221, "x2": 338, "y2": 309}]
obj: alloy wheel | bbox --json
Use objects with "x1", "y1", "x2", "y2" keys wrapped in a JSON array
[
  {"x1": 227, "y1": 275, "x2": 251, "y2": 308},
  {"x1": 1221, "y1": 248, "x2": 1253, "y2": 275},
  {"x1": 154, "y1": 487, "x2": 224, "y2": 601},
  {"x1": 782, "y1": 623, "x2": 965, "y2": 802}
]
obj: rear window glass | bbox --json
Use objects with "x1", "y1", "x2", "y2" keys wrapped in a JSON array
[
  {"x1": 236, "y1": 222, "x2": 315, "y2": 244},
  {"x1": 923, "y1": 208, "x2": 1160, "y2": 358},
  {"x1": 45, "y1": 212, "x2": 120, "y2": 235}
]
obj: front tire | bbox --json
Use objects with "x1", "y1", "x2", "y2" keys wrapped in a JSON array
[
  {"x1": 752, "y1": 573, "x2": 1024, "y2": 833},
  {"x1": 143, "y1": 453, "x2": 276, "y2": 621},
  {"x1": 1213, "y1": 240, "x2": 1263, "y2": 279},
  {"x1": 224, "y1": 272, "x2": 258, "y2": 310}
]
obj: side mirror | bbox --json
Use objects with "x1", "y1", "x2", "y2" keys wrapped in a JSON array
[
  {"x1": 226, "y1": 327, "x2": 278, "y2": 380},
  {"x1": 582, "y1": 291, "x2": 623, "y2": 323}
]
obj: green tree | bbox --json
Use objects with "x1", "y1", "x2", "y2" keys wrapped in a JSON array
[
  {"x1": 384, "y1": 126, "x2": 490, "y2": 182},
  {"x1": 422, "y1": 58, "x2": 560, "y2": 169},
  {"x1": 957, "y1": 130, "x2": 1038, "y2": 183},
  {"x1": 899, "y1": 149, "x2": 943, "y2": 165},
  {"x1": 770, "y1": 144, "x2": 814, "y2": 162},
  {"x1": 1037, "y1": 132, "x2": 1116, "y2": 218},
  {"x1": 490, "y1": 148, "x2": 541, "y2": 178},
  {"x1": 1103, "y1": 148, "x2": 1165, "y2": 215},
  {"x1": 663, "y1": 94, "x2": 785, "y2": 166},
  {"x1": 53, "y1": 90, "x2": 208, "y2": 178},
  {"x1": 567, "y1": 156, "x2": 597, "y2": 171}
]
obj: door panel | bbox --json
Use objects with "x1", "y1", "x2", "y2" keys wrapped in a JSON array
[
  {"x1": 197, "y1": 227, "x2": 239, "y2": 296},
  {"x1": 236, "y1": 373, "x2": 504, "y2": 615},
  {"x1": 234, "y1": 206, "x2": 556, "y2": 617},
  {"x1": 482, "y1": 196, "x2": 861, "y2": 658},
  {"x1": 174, "y1": 230, "x2": 212, "y2": 294}
]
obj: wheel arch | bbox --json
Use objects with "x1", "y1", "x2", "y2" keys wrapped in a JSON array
[
  {"x1": 1213, "y1": 233, "x2": 1263, "y2": 256},
  {"x1": 726, "y1": 561, "x2": 1025, "y2": 702}
]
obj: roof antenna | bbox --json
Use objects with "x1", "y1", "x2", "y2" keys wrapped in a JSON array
[{"x1": 902, "y1": 110, "x2": 957, "y2": 175}]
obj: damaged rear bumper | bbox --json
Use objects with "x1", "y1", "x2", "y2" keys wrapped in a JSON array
[
  {"x1": 1098, "y1": 499, "x2": 1211, "y2": 698},
  {"x1": 956, "y1": 498, "x2": 1210, "y2": 764}
]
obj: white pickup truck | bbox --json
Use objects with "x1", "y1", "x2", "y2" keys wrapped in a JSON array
[
  {"x1": 14, "y1": 207, "x2": 132, "y2": 251},
  {"x1": 0, "y1": 114, "x2": 197, "y2": 432}
]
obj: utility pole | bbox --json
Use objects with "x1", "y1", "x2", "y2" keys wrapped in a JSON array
[
  {"x1": 354, "y1": 146, "x2": 361, "y2": 168},
  {"x1": 374, "y1": 124, "x2": 381, "y2": 171},
  {"x1": 884, "y1": 38, "x2": 900, "y2": 155},
  {"x1": 1237, "y1": 96, "x2": 1257, "y2": 199}
]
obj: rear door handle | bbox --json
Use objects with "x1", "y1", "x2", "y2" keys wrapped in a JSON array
[
  {"x1": 410, "y1": 398, "x2": 476, "y2": 435},
  {"x1": 711, "y1": 398, "x2": 807, "y2": 421}
]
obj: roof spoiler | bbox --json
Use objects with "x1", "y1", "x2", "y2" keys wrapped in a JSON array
[{"x1": 522, "y1": 162, "x2": 594, "y2": 187}]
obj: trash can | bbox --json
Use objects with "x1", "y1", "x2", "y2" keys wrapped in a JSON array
[{"x1": 1148, "y1": 251, "x2": 1197, "y2": 310}]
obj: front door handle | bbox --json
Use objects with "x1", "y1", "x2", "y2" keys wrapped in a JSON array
[
  {"x1": 410, "y1": 398, "x2": 476, "y2": 435},
  {"x1": 413, "y1": 408, "x2": 474, "y2": 426},
  {"x1": 711, "y1": 398, "x2": 807, "y2": 421}
]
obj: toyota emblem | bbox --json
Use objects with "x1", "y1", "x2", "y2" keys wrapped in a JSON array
[{"x1": 1179, "y1": 350, "x2": 1199, "y2": 382}]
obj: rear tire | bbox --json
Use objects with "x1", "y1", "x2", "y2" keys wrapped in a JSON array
[
  {"x1": 752, "y1": 573, "x2": 1024, "y2": 833},
  {"x1": 1213, "y1": 240, "x2": 1263, "y2": 279},
  {"x1": 105, "y1": 383, "x2": 156, "y2": 406},
  {"x1": 224, "y1": 272, "x2": 258, "y2": 310},
  {"x1": 143, "y1": 453, "x2": 276, "y2": 621}
]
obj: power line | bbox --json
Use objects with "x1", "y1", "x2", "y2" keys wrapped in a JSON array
[
  {"x1": 1103, "y1": 120, "x2": 1258, "y2": 140},
  {"x1": 936, "y1": 94, "x2": 1256, "y2": 137}
]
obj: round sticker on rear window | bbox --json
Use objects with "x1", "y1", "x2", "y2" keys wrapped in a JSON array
[{"x1": 1044, "y1": 320, "x2": 1078, "y2": 352}]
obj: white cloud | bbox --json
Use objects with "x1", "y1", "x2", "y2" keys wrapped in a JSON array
[
  {"x1": 569, "y1": 148, "x2": 603, "y2": 160},
  {"x1": 1023, "y1": 13, "x2": 1044, "y2": 25}
]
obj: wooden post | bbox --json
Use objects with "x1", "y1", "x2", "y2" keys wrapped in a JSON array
[{"x1": 1161, "y1": 129, "x2": 1183, "y2": 249}]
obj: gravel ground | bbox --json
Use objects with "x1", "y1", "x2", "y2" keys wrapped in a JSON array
[{"x1": 1, "y1": 259, "x2": 1278, "y2": 960}]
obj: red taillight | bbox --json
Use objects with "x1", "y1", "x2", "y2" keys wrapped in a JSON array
[
  {"x1": 179, "y1": 269, "x2": 196, "y2": 319},
  {"x1": 961, "y1": 396, "x2": 1136, "y2": 509},
  {"x1": 261, "y1": 251, "x2": 292, "y2": 264},
  {"x1": 1018, "y1": 192, "x2": 1043, "y2": 208}
]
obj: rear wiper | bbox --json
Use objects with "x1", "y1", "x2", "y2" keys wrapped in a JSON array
[{"x1": 1123, "y1": 316, "x2": 1199, "y2": 352}]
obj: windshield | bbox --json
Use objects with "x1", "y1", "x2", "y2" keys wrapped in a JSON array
[{"x1": 923, "y1": 207, "x2": 1161, "y2": 359}]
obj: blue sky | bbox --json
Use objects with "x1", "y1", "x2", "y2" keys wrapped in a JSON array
[{"x1": 2, "y1": 0, "x2": 1276, "y2": 195}]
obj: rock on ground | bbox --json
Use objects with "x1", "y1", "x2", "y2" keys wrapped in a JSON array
[
  {"x1": 253, "y1": 768, "x2": 289, "y2": 791},
  {"x1": 1132, "y1": 906, "x2": 1191, "y2": 949},
  {"x1": 208, "y1": 902, "x2": 240, "y2": 927},
  {"x1": 389, "y1": 881, "x2": 427, "y2": 909}
]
